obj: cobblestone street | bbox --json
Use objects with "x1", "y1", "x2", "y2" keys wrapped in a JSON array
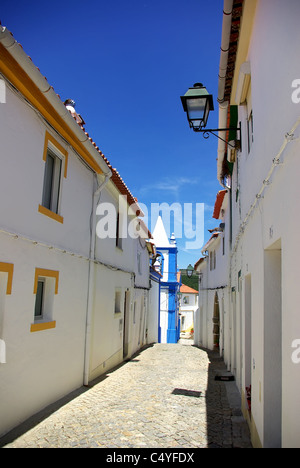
[{"x1": 0, "y1": 341, "x2": 252, "y2": 449}]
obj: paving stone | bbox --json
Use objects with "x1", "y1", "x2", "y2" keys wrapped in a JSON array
[{"x1": 0, "y1": 341, "x2": 252, "y2": 449}]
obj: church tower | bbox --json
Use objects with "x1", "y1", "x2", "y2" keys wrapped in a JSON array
[{"x1": 152, "y1": 216, "x2": 181, "y2": 343}]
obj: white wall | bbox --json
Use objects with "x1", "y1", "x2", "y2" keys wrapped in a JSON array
[
  {"x1": 0, "y1": 86, "x2": 93, "y2": 257},
  {"x1": 0, "y1": 234, "x2": 90, "y2": 436},
  {"x1": 227, "y1": 0, "x2": 300, "y2": 447},
  {"x1": 180, "y1": 293, "x2": 198, "y2": 331},
  {"x1": 89, "y1": 182, "x2": 151, "y2": 381},
  {"x1": 0, "y1": 85, "x2": 97, "y2": 437},
  {"x1": 0, "y1": 79, "x2": 152, "y2": 438}
]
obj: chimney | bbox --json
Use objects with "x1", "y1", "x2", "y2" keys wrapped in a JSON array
[{"x1": 64, "y1": 99, "x2": 85, "y2": 125}]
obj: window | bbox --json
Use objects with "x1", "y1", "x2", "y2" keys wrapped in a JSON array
[
  {"x1": 38, "y1": 131, "x2": 68, "y2": 224},
  {"x1": 31, "y1": 268, "x2": 58, "y2": 332},
  {"x1": 114, "y1": 289, "x2": 122, "y2": 314},
  {"x1": 247, "y1": 111, "x2": 254, "y2": 154},
  {"x1": 183, "y1": 296, "x2": 189, "y2": 304},
  {"x1": 34, "y1": 278, "x2": 45, "y2": 318},
  {"x1": 116, "y1": 213, "x2": 123, "y2": 250},
  {"x1": 235, "y1": 62, "x2": 252, "y2": 155},
  {"x1": 42, "y1": 148, "x2": 62, "y2": 214},
  {"x1": 246, "y1": 84, "x2": 253, "y2": 154},
  {"x1": 210, "y1": 250, "x2": 216, "y2": 271},
  {"x1": 137, "y1": 252, "x2": 142, "y2": 275}
]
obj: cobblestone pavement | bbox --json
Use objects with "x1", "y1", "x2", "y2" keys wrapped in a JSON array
[{"x1": 1, "y1": 341, "x2": 252, "y2": 449}]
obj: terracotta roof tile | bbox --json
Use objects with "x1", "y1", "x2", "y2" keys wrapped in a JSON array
[
  {"x1": 194, "y1": 257, "x2": 205, "y2": 270},
  {"x1": 213, "y1": 190, "x2": 227, "y2": 220},
  {"x1": 180, "y1": 284, "x2": 198, "y2": 294}
]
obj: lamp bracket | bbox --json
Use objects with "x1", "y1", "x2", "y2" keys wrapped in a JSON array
[{"x1": 193, "y1": 126, "x2": 241, "y2": 149}]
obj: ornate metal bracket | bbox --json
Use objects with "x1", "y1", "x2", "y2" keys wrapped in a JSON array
[{"x1": 193, "y1": 125, "x2": 241, "y2": 149}]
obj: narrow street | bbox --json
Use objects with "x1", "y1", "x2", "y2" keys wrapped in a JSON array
[{"x1": 0, "y1": 341, "x2": 252, "y2": 449}]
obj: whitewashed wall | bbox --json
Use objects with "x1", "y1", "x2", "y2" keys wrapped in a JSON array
[
  {"x1": 228, "y1": 0, "x2": 300, "y2": 448},
  {"x1": 0, "y1": 85, "x2": 94, "y2": 436},
  {"x1": 89, "y1": 182, "x2": 150, "y2": 381}
]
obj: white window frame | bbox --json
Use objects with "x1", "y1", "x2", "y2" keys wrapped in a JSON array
[
  {"x1": 31, "y1": 268, "x2": 58, "y2": 332},
  {"x1": 42, "y1": 146, "x2": 63, "y2": 215}
]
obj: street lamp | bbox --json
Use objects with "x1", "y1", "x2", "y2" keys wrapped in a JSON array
[
  {"x1": 180, "y1": 83, "x2": 214, "y2": 131},
  {"x1": 186, "y1": 264, "x2": 194, "y2": 278},
  {"x1": 180, "y1": 83, "x2": 241, "y2": 148}
]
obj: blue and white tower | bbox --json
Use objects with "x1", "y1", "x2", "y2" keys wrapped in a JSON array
[{"x1": 152, "y1": 216, "x2": 181, "y2": 343}]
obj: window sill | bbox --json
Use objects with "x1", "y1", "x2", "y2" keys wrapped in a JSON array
[
  {"x1": 38, "y1": 205, "x2": 64, "y2": 224},
  {"x1": 30, "y1": 320, "x2": 56, "y2": 333}
]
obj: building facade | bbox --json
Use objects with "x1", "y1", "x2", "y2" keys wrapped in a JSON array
[
  {"x1": 0, "y1": 26, "x2": 154, "y2": 438},
  {"x1": 195, "y1": 0, "x2": 300, "y2": 448},
  {"x1": 195, "y1": 190, "x2": 230, "y2": 355},
  {"x1": 179, "y1": 284, "x2": 198, "y2": 335}
]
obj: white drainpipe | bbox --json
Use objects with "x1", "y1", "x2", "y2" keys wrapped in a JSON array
[
  {"x1": 218, "y1": 0, "x2": 234, "y2": 104},
  {"x1": 217, "y1": 0, "x2": 234, "y2": 186}
]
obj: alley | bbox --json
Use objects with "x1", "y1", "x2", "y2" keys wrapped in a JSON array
[{"x1": 0, "y1": 342, "x2": 252, "y2": 449}]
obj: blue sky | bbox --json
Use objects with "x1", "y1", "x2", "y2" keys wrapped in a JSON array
[{"x1": 1, "y1": 0, "x2": 224, "y2": 269}]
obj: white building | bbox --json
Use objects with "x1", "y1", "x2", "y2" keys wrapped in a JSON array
[
  {"x1": 179, "y1": 283, "x2": 198, "y2": 334},
  {"x1": 0, "y1": 26, "x2": 153, "y2": 438},
  {"x1": 195, "y1": 0, "x2": 300, "y2": 448},
  {"x1": 195, "y1": 190, "x2": 230, "y2": 356}
]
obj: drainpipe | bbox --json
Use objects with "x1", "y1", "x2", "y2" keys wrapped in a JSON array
[
  {"x1": 84, "y1": 172, "x2": 111, "y2": 386},
  {"x1": 217, "y1": 0, "x2": 233, "y2": 187},
  {"x1": 218, "y1": 0, "x2": 234, "y2": 104}
]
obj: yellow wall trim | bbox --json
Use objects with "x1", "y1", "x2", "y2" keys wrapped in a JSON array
[
  {"x1": 43, "y1": 130, "x2": 68, "y2": 178},
  {"x1": 34, "y1": 268, "x2": 59, "y2": 294},
  {"x1": 38, "y1": 204, "x2": 64, "y2": 224},
  {"x1": 0, "y1": 262, "x2": 14, "y2": 294},
  {"x1": 30, "y1": 321, "x2": 56, "y2": 333},
  {"x1": 231, "y1": 0, "x2": 258, "y2": 105},
  {"x1": 0, "y1": 43, "x2": 103, "y2": 175}
]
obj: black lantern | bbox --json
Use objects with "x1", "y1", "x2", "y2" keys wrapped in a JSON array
[
  {"x1": 181, "y1": 83, "x2": 241, "y2": 147},
  {"x1": 180, "y1": 83, "x2": 214, "y2": 132},
  {"x1": 186, "y1": 264, "x2": 194, "y2": 278}
]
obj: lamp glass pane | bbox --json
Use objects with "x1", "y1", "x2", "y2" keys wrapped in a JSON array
[{"x1": 186, "y1": 97, "x2": 206, "y2": 121}]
